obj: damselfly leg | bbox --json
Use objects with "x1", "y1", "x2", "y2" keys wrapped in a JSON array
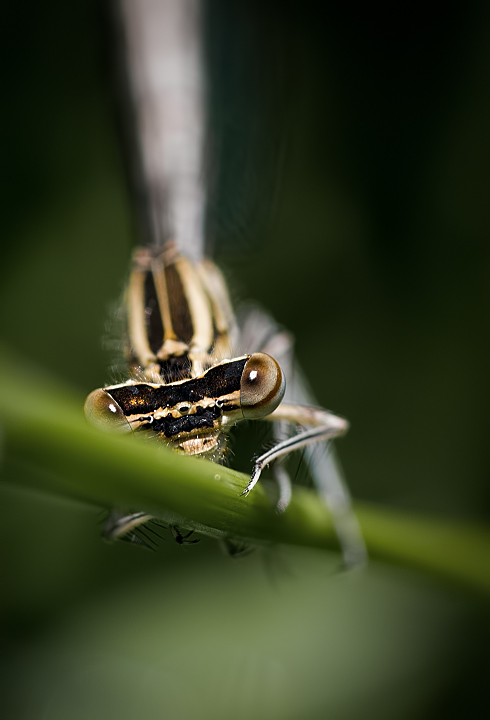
[{"x1": 237, "y1": 306, "x2": 367, "y2": 567}]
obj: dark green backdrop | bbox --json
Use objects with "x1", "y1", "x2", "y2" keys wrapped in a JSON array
[{"x1": 1, "y1": 2, "x2": 489, "y2": 718}]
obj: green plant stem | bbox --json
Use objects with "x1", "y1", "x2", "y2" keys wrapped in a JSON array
[{"x1": 1, "y1": 344, "x2": 489, "y2": 597}]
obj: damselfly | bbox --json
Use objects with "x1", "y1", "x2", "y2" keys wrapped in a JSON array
[{"x1": 84, "y1": 0, "x2": 366, "y2": 566}]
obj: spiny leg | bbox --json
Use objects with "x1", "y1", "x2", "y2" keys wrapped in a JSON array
[
  {"x1": 243, "y1": 402, "x2": 366, "y2": 567},
  {"x1": 103, "y1": 512, "x2": 202, "y2": 549},
  {"x1": 241, "y1": 309, "x2": 367, "y2": 567},
  {"x1": 241, "y1": 404, "x2": 348, "y2": 497},
  {"x1": 170, "y1": 526, "x2": 201, "y2": 545},
  {"x1": 103, "y1": 510, "x2": 155, "y2": 544},
  {"x1": 238, "y1": 314, "x2": 366, "y2": 566}
]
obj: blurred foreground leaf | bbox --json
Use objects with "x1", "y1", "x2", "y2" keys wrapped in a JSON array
[{"x1": 0, "y1": 343, "x2": 489, "y2": 597}]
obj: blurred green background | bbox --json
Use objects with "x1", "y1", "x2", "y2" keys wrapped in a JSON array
[{"x1": 1, "y1": 1, "x2": 489, "y2": 718}]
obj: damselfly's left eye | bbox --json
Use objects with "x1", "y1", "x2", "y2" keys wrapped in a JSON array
[
  {"x1": 240, "y1": 353, "x2": 285, "y2": 419},
  {"x1": 84, "y1": 389, "x2": 132, "y2": 433}
]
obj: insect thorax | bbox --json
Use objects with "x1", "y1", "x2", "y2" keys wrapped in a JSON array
[{"x1": 113, "y1": 243, "x2": 242, "y2": 461}]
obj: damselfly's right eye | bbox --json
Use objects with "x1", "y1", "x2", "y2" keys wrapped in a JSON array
[
  {"x1": 84, "y1": 389, "x2": 132, "y2": 433},
  {"x1": 240, "y1": 353, "x2": 285, "y2": 420}
]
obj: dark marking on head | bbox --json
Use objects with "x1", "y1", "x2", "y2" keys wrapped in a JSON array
[
  {"x1": 107, "y1": 358, "x2": 248, "y2": 417},
  {"x1": 152, "y1": 405, "x2": 222, "y2": 438}
]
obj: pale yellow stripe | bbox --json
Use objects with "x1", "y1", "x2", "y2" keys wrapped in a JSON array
[
  {"x1": 127, "y1": 269, "x2": 156, "y2": 368},
  {"x1": 176, "y1": 255, "x2": 214, "y2": 353}
]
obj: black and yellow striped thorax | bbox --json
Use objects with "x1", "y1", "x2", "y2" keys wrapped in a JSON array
[{"x1": 84, "y1": 244, "x2": 285, "y2": 460}]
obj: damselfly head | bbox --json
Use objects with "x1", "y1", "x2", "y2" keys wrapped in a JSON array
[{"x1": 84, "y1": 352, "x2": 285, "y2": 450}]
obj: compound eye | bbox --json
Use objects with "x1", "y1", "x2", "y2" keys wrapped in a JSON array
[
  {"x1": 240, "y1": 353, "x2": 285, "y2": 419},
  {"x1": 84, "y1": 389, "x2": 131, "y2": 433}
]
